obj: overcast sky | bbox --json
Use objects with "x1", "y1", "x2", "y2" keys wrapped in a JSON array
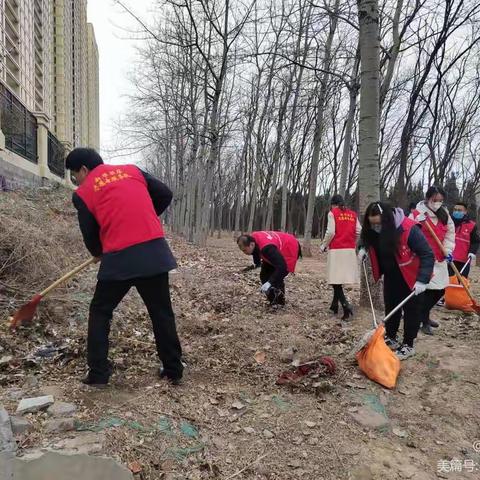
[{"x1": 87, "y1": 0, "x2": 153, "y2": 162}]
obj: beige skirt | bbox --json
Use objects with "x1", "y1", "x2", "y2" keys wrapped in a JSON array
[{"x1": 326, "y1": 248, "x2": 359, "y2": 285}]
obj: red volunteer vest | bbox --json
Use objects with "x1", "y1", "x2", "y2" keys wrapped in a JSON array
[
  {"x1": 251, "y1": 231, "x2": 299, "y2": 273},
  {"x1": 453, "y1": 220, "x2": 475, "y2": 263},
  {"x1": 76, "y1": 164, "x2": 164, "y2": 254},
  {"x1": 329, "y1": 207, "x2": 357, "y2": 249},
  {"x1": 369, "y1": 218, "x2": 420, "y2": 289},
  {"x1": 412, "y1": 209, "x2": 447, "y2": 261}
]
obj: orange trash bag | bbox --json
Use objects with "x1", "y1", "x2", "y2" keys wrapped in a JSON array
[
  {"x1": 445, "y1": 275, "x2": 474, "y2": 312},
  {"x1": 356, "y1": 324, "x2": 401, "y2": 389}
]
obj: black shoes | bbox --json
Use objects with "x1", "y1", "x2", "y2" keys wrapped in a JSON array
[
  {"x1": 159, "y1": 368, "x2": 183, "y2": 386},
  {"x1": 81, "y1": 375, "x2": 109, "y2": 387},
  {"x1": 421, "y1": 323, "x2": 434, "y2": 335},
  {"x1": 341, "y1": 303, "x2": 353, "y2": 321}
]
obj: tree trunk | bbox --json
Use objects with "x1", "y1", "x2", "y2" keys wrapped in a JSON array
[
  {"x1": 339, "y1": 49, "x2": 360, "y2": 197},
  {"x1": 303, "y1": 0, "x2": 340, "y2": 256},
  {"x1": 357, "y1": 0, "x2": 381, "y2": 214}
]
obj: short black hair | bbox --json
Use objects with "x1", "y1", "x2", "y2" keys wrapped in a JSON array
[
  {"x1": 330, "y1": 194, "x2": 345, "y2": 207},
  {"x1": 237, "y1": 234, "x2": 255, "y2": 247},
  {"x1": 408, "y1": 202, "x2": 416, "y2": 210},
  {"x1": 454, "y1": 201, "x2": 468, "y2": 209},
  {"x1": 65, "y1": 148, "x2": 104, "y2": 172}
]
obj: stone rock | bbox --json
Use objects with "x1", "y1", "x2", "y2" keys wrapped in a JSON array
[
  {"x1": 10, "y1": 416, "x2": 33, "y2": 435},
  {"x1": 16, "y1": 396, "x2": 54, "y2": 415},
  {"x1": 45, "y1": 418, "x2": 75, "y2": 433},
  {"x1": 243, "y1": 427, "x2": 255, "y2": 435},
  {"x1": 349, "y1": 406, "x2": 389, "y2": 429},
  {"x1": 7, "y1": 389, "x2": 24, "y2": 401},
  {"x1": 53, "y1": 432, "x2": 105, "y2": 455},
  {"x1": 47, "y1": 402, "x2": 77, "y2": 418},
  {"x1": 0, "y1": 355, "x2": 13, "y2": 369},
  {"x1": 1, "y1": 406, "x2": 16, "y2": 453},
  {"x1": 262, "y1": 429, "x2": 274, "y2": 439},
  {"x1": 13, "y1": 451, "x2": 133, "y2": 480}
]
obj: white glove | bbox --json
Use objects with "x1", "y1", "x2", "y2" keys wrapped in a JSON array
[
  {"x1": 416, "y1": 212, "x2": 426, "y2": 222},
  {"x1": 468, "y1": 253, "x2": 476, "y2": 261},
  {"x1": 320, "y1": 244, "x2": 328, "y2": 253},
  {"x1": 357, "y1": 248, "x2": 368, "y2": 263},
  {"x1": 260, "y1": 282, "x2": 272, "y2": 293},
  {"x1": 413, "y1": 281, "x2": 428, "y2": 296}
]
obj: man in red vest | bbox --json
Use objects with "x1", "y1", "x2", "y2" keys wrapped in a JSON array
[
  {"x1": 237, "y1": 231, "x2": 301, "y2": 306},
  {"x1": 450, "y1": 202, "x2": 479, "y2": 278},
  {"x1": 66, "y1": 148, "x2": 183, "y2": 386}
]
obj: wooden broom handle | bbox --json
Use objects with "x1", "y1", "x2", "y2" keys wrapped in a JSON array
[
  {"x1": 421, "y1": 220, "x2": 477, "y2": 304},
  {"x1": 40, "y1": 258, "x2": 96, "y2": 297}
]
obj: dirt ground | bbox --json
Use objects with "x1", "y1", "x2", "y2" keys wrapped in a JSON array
[{"x1": 1, "y1": 189, "x2": 480, "y2": 480}]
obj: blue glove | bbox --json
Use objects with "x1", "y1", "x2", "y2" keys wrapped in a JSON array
[{"x1": 445, "y1": 253, "x2": 453, "y2": 263}]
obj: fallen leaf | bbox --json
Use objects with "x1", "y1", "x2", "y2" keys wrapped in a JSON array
[
  {"x1": 254, "y1": 351, "x2": 266, "y2": 364},
  {"x1": 392, "y1": 427, "x2": 407, "y2": 438},
  {"x1": 128, "y1": 460, "x2": 142, "y2": 474}
]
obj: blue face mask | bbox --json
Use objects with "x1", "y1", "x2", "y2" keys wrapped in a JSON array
[{"x1": 452, "y1": 211, "x2": 465, "y2": 220}]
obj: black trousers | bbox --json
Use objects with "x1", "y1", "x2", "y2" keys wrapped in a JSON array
[
  {"x1": 419, "y1": 289, "x2": 444, "y2": 327},
  {"x1": 331, "y1": 285, "x2": 348, "y2": 307},
  {"x1": 260, "y1": 263, "x2": 286, "y2": 305},
  {"x1": 87, "y1": 273, "x2": 183, "y2": 381},
  {"x1": 383, "y1": 270, "x2": 423, "y2": 347},
  {"x1": 448, "y1": 260, "x2": 470, "y2": 278}
]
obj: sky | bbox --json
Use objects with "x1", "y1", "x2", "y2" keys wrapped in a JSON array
[{"x1": 87, "y1": 0, "x2": 153, "y2": 162}]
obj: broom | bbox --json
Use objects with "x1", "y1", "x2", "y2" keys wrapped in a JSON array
[
  {"x1": 353, "y1": 260, "x2": 415, "y2": 353},
  {"x1": 9, "y1": 257, "x2": 95, "y2": 329},
  {"x1": 421, "y1": 219, "x2": 480, "y2": 314}
]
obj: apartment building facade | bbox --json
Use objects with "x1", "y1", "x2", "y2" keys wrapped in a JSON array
[{"x1": 0, "y1": 0, "x2": 99, "y2": 188}]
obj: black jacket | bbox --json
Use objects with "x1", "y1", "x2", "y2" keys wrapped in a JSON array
[
  {"x1": 252, "y1": 244, "x2": 288, "y2": 285},
  {"x1": 72, "y1": 168, "x2": 177, "y2": 281},
  {"x1": 370, "y1": 225, "x2": 434, "y2": 285},
  {"x1": 453, "y1": 215, "x2": 480, "y2": 255}
]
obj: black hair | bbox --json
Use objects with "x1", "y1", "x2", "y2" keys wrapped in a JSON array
[
  {"x1": 408, "y1": 202, "x2": 416, "y2": 210},
  {"x1": 360, "y1": 202, "x2": 401, "y2": 257},
  {"x1": 65, "y1": 148, "x2": 104, "y2": 172},
  {"x1": 454, "y1": 201, "x2": 468, "y2": 210},
  {"x1": 330, "y1": 194, "x2": 345, "y2": 210},
  {"x1": 425, "y1": 185, "x2": 446, "y2": 200},
  {"x1": 237, "y1": 234, "x2": 255, "y2": 247},
  {"x1": 425, "y1": 185, "x2": 448, "y2": 225}
]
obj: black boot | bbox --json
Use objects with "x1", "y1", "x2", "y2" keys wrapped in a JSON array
[
  {"x1": 341, "y1": 303, "x2": 353, "y2": 321},
  {"x1": 421, "y1": 323, "x2": 434, "y2": 335},
  {"x1": 329, "y1": 299, "x2": 339, "y2": 315}
]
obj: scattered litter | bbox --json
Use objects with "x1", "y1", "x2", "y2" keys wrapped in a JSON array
[{"x1": 276, "y1": 357, "x2": 336, "y2": 385}]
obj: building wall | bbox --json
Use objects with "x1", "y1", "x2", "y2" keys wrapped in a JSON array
[
  {"x1": 0, "y1": 0, "x2": 53, "y2": 121},
  {"x1": 0, "y1": 0, "x2": 99, "y2": 188},
  {"x1": 87, "y1": 23, "x2": 99, "y2": 150}
]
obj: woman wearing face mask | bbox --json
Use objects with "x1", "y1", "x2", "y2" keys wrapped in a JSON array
[
  {"x1": 450, "y1": 202, "x2": 479, "y2": 279},
  {"x1": 320, "y1": 194, "x2": 361, "y2": 320},
  {"x1": 359, "y1": 203, "x2": 434, "y2": 360},
  {"x1": 409, "y1": 186, "x2": 456, "y2": 335}
]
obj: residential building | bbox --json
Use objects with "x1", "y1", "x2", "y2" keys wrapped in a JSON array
[{"x1": 0, "y1": 0, "x2": 100, "y2": 188}]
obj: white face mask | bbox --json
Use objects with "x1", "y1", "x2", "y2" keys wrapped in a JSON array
[{"x1": 428, "y1": 201, "x2": 443, "y2": 212}]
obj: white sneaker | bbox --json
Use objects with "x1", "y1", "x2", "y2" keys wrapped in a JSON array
[
  {"x1": 384, "y1": 336, "x2": 400, "y2": 351},
  {"x1": 395, "y1": 344, "x2": 415, "y2": 360}
]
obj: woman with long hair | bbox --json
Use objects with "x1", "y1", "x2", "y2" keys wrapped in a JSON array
[
  {"x1": 321, "y1": 195, "x2": 361, "y2": 320},
  {"x1": 409, "y1": 186, "x2": 455, "y2": 335},
  {"x1": 359, "y1": 202, "x2": 434, "y2": 360}
]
